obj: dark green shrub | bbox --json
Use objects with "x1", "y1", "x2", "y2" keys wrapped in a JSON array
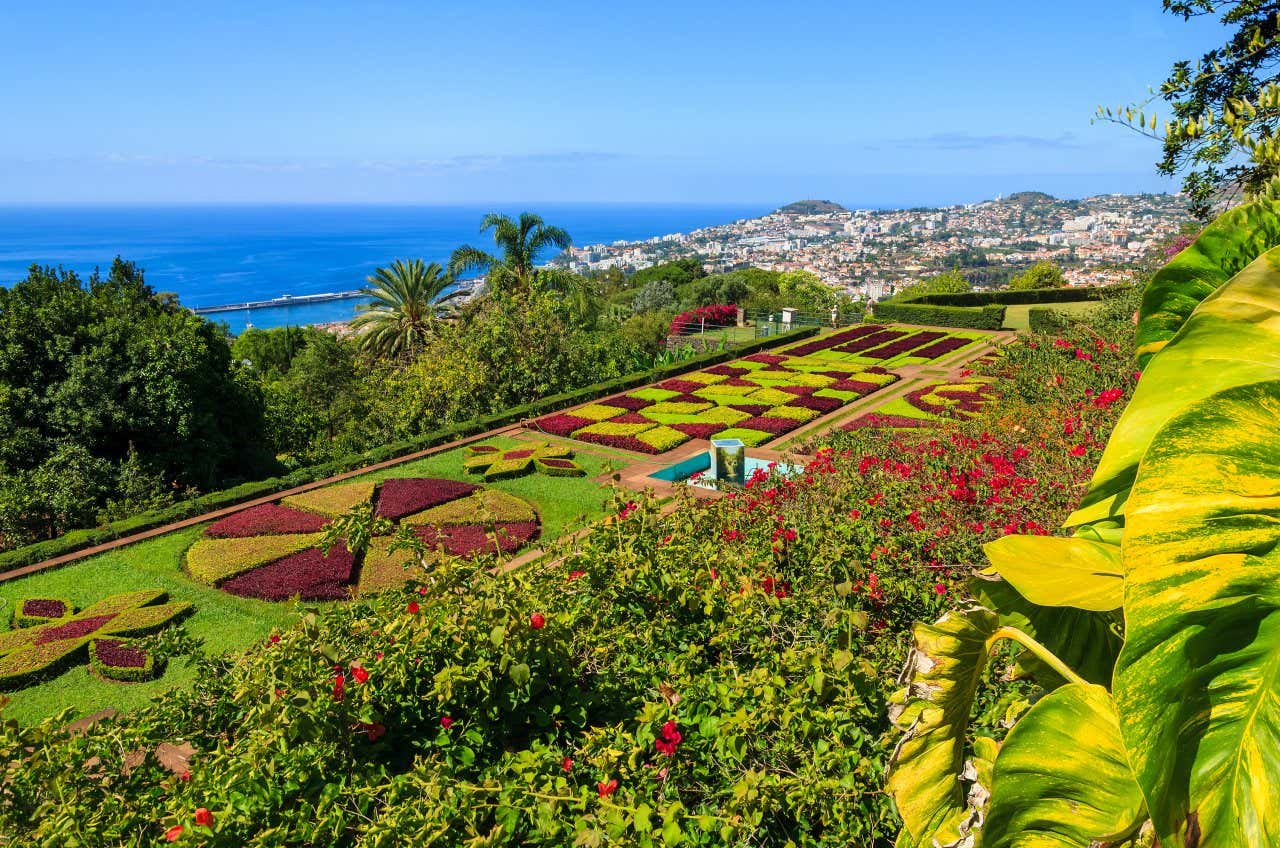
[{"x1": 871, "y1": 301, "x2": 1006, "y2": 329}]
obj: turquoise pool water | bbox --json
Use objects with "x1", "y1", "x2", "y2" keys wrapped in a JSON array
[{"x1": 649, "y1": 454, "x2": 802, "y2": 489}]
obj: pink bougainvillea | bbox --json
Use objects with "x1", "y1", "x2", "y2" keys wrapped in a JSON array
[{"x1": 669, "y1": 304, "x2": 738, "y2": 335}]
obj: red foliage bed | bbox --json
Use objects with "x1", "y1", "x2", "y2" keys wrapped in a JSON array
[
  {"x1": 205, "y1": 504, "x2": 330, "y2": 538},
  {"x1": 376, "y1": 478, "x2": 480, "y2": 520},
  {"x1": 220, "y1": 543, "x2": 357, "y2": 602}
]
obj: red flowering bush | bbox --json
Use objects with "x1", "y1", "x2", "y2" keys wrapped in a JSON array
[{"x1": 668, "y1": 304, "x2": 738, "y2": 335}]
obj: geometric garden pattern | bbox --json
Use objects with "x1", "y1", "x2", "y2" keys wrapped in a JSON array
[
  {"x1": 531, "y1": 324, "x2": 980, "y2": 453},
  {"x1": 184, "y1": 477, "x2": 541, "y2": 602}
]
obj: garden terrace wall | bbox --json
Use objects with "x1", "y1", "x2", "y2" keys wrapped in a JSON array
[
  {"x1": 871, "y1": 301, "x2": 1006, "y2": 330},
  {"x1": 0, "y1": 327, "x2": 819, "y2": 573},
  {"x1": 901, "y1": 284, "x2": 1126, "y2": 307}
]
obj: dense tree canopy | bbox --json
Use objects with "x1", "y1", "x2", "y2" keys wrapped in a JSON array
[
  {"x1": 0, "y1": 260, "x2": 270, "y2": 546},
  {"x1": 892, "y1": 269, "x2": 971, "y2": 300},
  {"x1": 1009, "y1": 260, "x2": 1067, "y2": 290}
]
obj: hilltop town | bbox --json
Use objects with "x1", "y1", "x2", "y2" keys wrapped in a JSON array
[{"x1": 555, "y1": 191, "x2": 1191, "y2": 298}]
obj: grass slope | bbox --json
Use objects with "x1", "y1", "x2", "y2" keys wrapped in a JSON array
[{"x1": 0, "y1": 437, "x2": 610, "y2": 725}]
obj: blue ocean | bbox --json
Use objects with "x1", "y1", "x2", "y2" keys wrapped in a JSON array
[{"x1": 0, "y1": 204, "x2": 769, "y2": 333}]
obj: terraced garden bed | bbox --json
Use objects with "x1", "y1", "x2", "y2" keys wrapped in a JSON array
[
  {"x1": 531, "y1": 342, "x2": 902, "y2": 453},
  {"x1": 843, "y1": 379, "x2": 998, "y2": 431},
  {"x1": 184, "y1": 478, "x2": 543, "y2": 601}
]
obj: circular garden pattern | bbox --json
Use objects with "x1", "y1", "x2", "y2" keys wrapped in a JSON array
[{"x1": 184, "y1": 477, "x2": 541, "y2": 601}]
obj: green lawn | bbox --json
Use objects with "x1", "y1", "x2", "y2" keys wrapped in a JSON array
[
  {"x1": 0, "y1": 437, "x2": 613, "y2": 725},
  {"x1": 1002, "y1": 301, "x2": 1102, "y2": 332}
]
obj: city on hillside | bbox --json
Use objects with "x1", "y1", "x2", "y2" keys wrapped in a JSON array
[{"x1": 555, "y1": 191, "x2": 1191, "y2": 298}]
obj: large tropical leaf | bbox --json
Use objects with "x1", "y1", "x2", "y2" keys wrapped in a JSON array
[
  {"x1": 1135, "y1": 194, "x2": 1280, "y2": 366},
  {"x1": 983, "y1": 684, "x2": 1147, "y2": 848},
  {"x1": 983, "y1": 534, "x2": 1122, "y2": 612},
  {"x1": 972, "y1": 577, "x2": 1121, "y2": 689},
  {"x1": 1067, "y1": 244, "x2": 1280, "y2": 527},
  {"x1": 887, "y1": 606, "x2": 1000, "y2": 848},
  {"x1": 1116, "y1": 379, "x2": 1280, "y2": 846}
]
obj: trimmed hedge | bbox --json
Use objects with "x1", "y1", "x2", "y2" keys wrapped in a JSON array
[
  {"x1": 871, "y1": 301, "x2": 1006, "y2": 330},
  {"x1": 1027, "y1": 307, "x2": 1071, "y2": 333},
  {"x1": 0, "y1": 327, "x2": 819, "y2": 573},
  {"x1": 899, "y1": 284, "x2": 1125, "y2": 307}
]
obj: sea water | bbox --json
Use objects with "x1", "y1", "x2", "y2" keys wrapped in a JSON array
[{"x1": 0, "y1": 203, "x2": 768, "y2": 333}]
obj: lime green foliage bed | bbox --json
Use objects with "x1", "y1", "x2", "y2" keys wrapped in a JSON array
[{"x1": 0, "y1": 436, "x2": 610, "y2": 725}]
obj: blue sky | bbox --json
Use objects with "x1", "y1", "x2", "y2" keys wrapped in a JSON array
[{"x1": 0, "y1": 2, "x2": 1229, "y2": 206}]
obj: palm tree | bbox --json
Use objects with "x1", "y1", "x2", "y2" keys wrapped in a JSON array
[
  {"x1": 449, "y1": 212, "x2": 572, "y2": 295},
  {"x1": 350, "y1": 259, "x2": 453, "y2": 360}
]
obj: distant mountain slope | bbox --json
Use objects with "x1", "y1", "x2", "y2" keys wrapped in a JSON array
[{"x1": 776, "y1": 199, "x2": 848, "y2": 215}]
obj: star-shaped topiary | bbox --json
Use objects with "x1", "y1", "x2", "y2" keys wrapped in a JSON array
[
  {"x1": 0, "y1": 589, "x2": 191, "y2": 689},
  {"x1": 463, "y1": 442, "x2": 587, "y2": 480}
]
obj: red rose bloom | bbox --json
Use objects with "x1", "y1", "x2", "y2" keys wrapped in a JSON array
[
  {"x1": 407, "y1": 601, "x2": 420, "y2": 614},
  {"x1": 331, "y1": 672, "x2": 345, "y2": 702},
  {"x1": 193, "y1": 808, "x2": 213, "y2": 827},
  {"x1": 597, "y1": 778, "x2": 619, "y2": 797},
  {"x1": 530, "y1": 613, "x2": 546, "y2": 629},
  {"x1": 351, "y1": 666, "x2": 369, "y2": 685},
  {"x1": 440, "y1": 716, "x2": 454, "y2": 729},
  {"x1": 562, "y1": 756, "x2": 573, "y2": 772},
  {"x1": 165, "y1": 825, "x2": 184, "y2": 842}
]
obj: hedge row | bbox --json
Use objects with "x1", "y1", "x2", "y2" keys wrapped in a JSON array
[
  {"x1": 871, "y1": 301, "x2": 1007, "y2": 330},
  {"x1": 0, "y1": 326, "x2": 820, "y2": 573},
  {"x1": 1027, "y1": 307, "x2": 1071, "y2": 334},
  {"x1": 901, "y1": 284, "x2": 1126, "y2": 308}
]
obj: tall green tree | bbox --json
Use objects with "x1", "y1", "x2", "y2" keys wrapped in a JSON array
[
  {"x1": 1009, "y1": 261, "x2": 1067, "y2": 290},
  {"x1": 0, "y1": 259, "x2": 270, "y2": 546},
  {"x1": 1100, "y1": 1, "x2": 1280, "y2": 218},
  {"x1": 449, "y1": 212, "x2": 572, "y2": 295},
  {"x1": 351, "y1": 259, "x2": 453, "y2": 360}
]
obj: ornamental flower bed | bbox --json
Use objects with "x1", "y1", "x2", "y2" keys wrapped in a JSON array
[
  {"x1": 464, "y1": 442, "x2": 585, "y2": 480},
  {"x1": 0, "y1": 589, "x2": 190, "y2": 690},
  {"x1": 861, "y1": 330, "x2": 946, "y2": 360},
  {"x1": 204, "y1": 504, "x2": 331, "y2": 538},
  {"x1": 530, "y1": 336, "x2": 922, "y2": 453},
  {"x1": 89, "y1": 637, "x2": 156, "y2": 682},
  {"x1": 12, "y1": 598, "x2": 71, "y2": 628},
  {"x1": 184, "y1": 478, "x2": 543, "y2": 600}
]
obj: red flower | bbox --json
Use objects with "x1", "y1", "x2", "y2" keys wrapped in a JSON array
[
  {"x1": 440, "y1": 716, "x2": 454, "y2": 729},
  {"x1": 179, "y1": 771, "x2": 191, "y2": 782},
  {"x1": 1069, "y1": 445, "x2": 1087, "y2": 457},
  {"x1": 655, "y1": 719, "x2": 683, "y2": 756},
  {"x1": 934, "y1": 583, "x2": 947, "y2": 595},
  {"x1": 361, "y1": 721, "x2": 386, "y2": 742},
  {"x1": 194, "y1": 808, "x2": 213, "y2": 827},
  {"x1": 530, "y1": 613, "x2": 546, "y2": 630},
  {"x1": 351, "y1": 666, "x2": 369, "y2": 685},
  {"x1": 407, "y1": 601, "x2": 420, "y2": 614},
  {"x1": 567, "y1": 570, "x2": 585, "y2": 581},
  {"x1": 165, "y1": 825, "x2": 184, "y2": 842},
  {"x1": 597, "y1": 778, "x2": 619, "y2": 797},
  {"x1": 268, "y1": 634, "x2": 280, "y2": 645},
  {"x1": 332, "y1": 672, "x2": 345, "y2": 702},
  {"x1": 562, "y1": 756, "x2": 574, "y2": 772},
  {"x1": 619, "y1": 501, "x2": 638, "y2": 520}
]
